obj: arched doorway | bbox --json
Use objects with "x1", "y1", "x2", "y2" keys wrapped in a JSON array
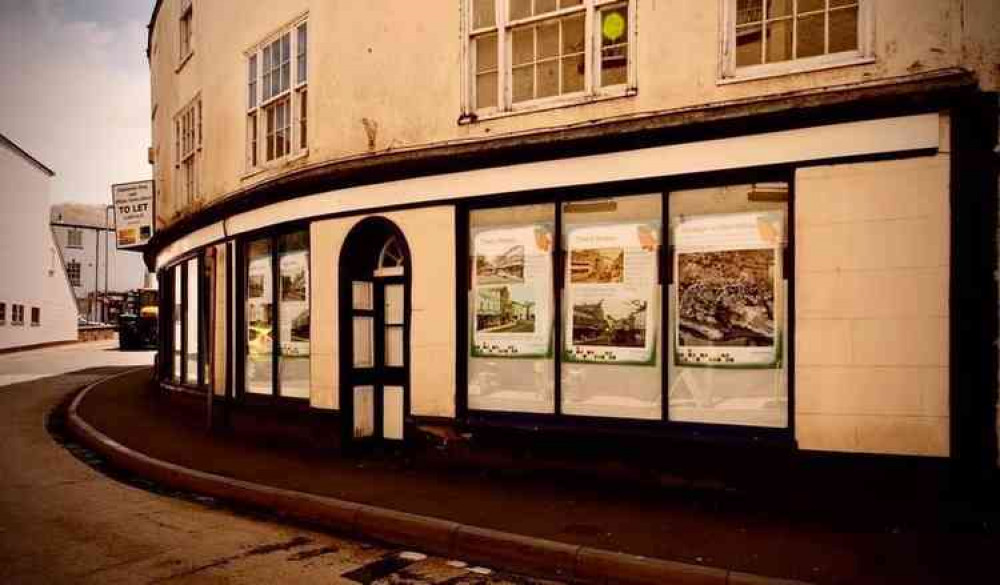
[{"x1": 338, "y1": 217, "x2": 411, "y2": 443}]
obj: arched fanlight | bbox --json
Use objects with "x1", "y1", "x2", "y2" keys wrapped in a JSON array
[{"x1": 374, "y1": 234, "x2": 405, "y2": 277}]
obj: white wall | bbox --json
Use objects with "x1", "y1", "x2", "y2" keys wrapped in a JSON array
[{"x1": 0, "y1": 144, "x2": 77, "y2": 350}]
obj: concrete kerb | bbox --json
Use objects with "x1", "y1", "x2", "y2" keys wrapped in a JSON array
[{"x1": 65, "y1": 369, "x2": 812, "y2": 585}]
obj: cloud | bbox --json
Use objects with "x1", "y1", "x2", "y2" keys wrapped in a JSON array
[{"x1": 0, "y1": 0, "x2": 154, "y2": 206}]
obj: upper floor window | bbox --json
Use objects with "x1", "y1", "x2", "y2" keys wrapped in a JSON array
[
  {"x1": 179, "y1": 0, "x2": 194, "y2": 64},
  {"x1": 175, "y1": 96, "x2": 202, "y2": 205},
  {"x1": 721, "y1": 0, "x2": 873, "y2": 81},
  {"x1": 465, "y1": 0, "x2": 635, "y2": 119},
  {"x1": 31, "y1": 307, "x2": 40, "y2": 327},
  {"x1": 67, "y1": 260, "x2": 82, "y2": 287},
  {"x1": 0, "y1": 302, "x2": 6, "y2": 325},
  {"x1": 246, "y1": 18, "x2": 308, "y2": 171},
  {"x1": 67, "y1": 229, "x2": 83, "y2": 249}
]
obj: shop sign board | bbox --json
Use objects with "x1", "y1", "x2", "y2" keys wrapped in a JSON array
[{"x1": 112, "y1": 180, "x2": 155, "y2": 250}]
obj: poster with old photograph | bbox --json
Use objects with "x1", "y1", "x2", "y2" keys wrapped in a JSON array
[
  {"x1": 564, "y1": 222, "x2": 659, "y2": 365},
  {"x1": 472, "y1": 224, "x2": 553, "y2": 358},
  {"x1": 673, "y1": 211, "x2": 783, "y2": 367},
  {"x1": 279, "y1": 250, "x2": 310, "y2": 356}
]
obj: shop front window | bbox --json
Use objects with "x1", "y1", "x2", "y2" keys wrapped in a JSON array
[
  {"x1": 561, "y1": 193, "x2": 662, "y2": 420},
  {"x1": 469, "y1": 203, "x2": 556, "y2": 414},
  {"x1": 278, "y1": 231, "x2": 310, "y2": 398},
  {"x1": 185, "y1": 258, "x2": 199, "y2": 385},
  {"x1": 245, "y1": 238, "x2": 273, "y2": 395},
  {"x1": 464, "y1": 182, "x2": 791, "y2": 431},
  {"x1": 172, "y1": 265, "x2": 182, "y2": 383},
  {"x1": 667, "y1": 183, "x2": 789, "y2": 428},
  {"x1": 244, "y1": 228, "x2": 310, "y2": 399}
]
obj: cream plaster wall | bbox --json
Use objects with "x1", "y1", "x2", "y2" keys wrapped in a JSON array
[
  {"x1": 795, "y1": 154, "x2": 951, "y2": 456},
  {"x1": 212, "y1": 242, "x2": 227, "y2": 396},
  {"x1": 310, "y1": 207, "x2": 457, "y2": 418},
  {"x1": 149, "y1": 0, "x2": 998, "y2": 224}
]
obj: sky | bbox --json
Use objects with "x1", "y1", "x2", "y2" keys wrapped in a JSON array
[{"x1": 0, "y1": 0, "x2": 155, "y2": 207}]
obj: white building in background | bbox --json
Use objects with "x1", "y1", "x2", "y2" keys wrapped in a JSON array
[
  {"x1": 0, "y1": 133, "x2": 78, "y2": 351},
  {"x1": 51, "y1": 203, "x2": 153, "y2": 322}
]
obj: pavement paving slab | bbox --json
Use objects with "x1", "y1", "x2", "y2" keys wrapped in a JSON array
[{"x1": 70, "y1": 368, "x2": 1000, "y2": 584}]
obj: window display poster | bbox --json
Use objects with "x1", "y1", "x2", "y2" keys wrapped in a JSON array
[
  {"x1": 279, "y1": 250, "x2": 310, "y2": 356},
  {"x1": 673, "y1": 211, "x2": 783, "y2": 367},
  {"x1": 472, "y1": 224, "x2": 553, "y2": 358},
  {"x1": 564, "y1": 222, "x2": 659, "y2": 365},
  {"x1": 246, "y1": 254, "x2": 272, "y2": 358}
]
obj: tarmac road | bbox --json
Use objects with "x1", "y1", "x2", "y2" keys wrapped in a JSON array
[{"x1": 0, "y1": 357, "x2": 558, "y2": 583}]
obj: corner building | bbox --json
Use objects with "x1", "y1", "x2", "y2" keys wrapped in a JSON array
[{"x1": 147, "y1": 0, "x2": 1000, "y2": 473}]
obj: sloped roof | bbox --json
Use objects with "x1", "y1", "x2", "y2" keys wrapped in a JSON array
[
  {"x1": 0, "y1": 132, "x2": 55, "y2": 177},
  {"x1": 50, "y1": 203, "x2": 112, "y2": 228}
]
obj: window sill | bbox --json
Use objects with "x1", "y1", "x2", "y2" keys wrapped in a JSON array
[
  {"x1": 240, "y1": 149, "x2": 310, "y2": 181},
  {"x1": 175, "y1": 50, "x2": 194, "y2": 74},
  {"x1": 460, "y1": 88, "x2": 637, "y2": 125},
  {"x1": 717, "y1": 55, "x2": 875, "y2": 86}
]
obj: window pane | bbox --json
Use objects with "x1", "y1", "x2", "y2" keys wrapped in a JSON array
[
  {"x1": 735, "y1": 24, "x2": 763, "y2": 66},
  {"x1": 738, "y1": 0, "x2": 763, "y2": 24},
  {"x1": 509, "y1": 0, "x2": 531, "y2": 20},
  {"x1": 385, "y1": 326, "x2": 404, "y2": 367},
  {"x1": 353, "y1": 281, "x2": 372, "y2": 310},
  {"x1": 476, "y1": 72, "x2": 498, "y2": 109},
  {"x1": 173, "y1": 267, "x2": 182, "y2": 383},
  {"x1": 766, "y1": 0, "x2": 793, "y2": 18},
  {"x1": 562, "y1": 13, "x2": 585, "y2": 54},
  {"x1": 535, "y1": 0, "x2": 557, "y2": 15},
  {"x1": 473, "y1": 0, "x2": 496, "y2": 28},
  {"x1": 828, "y1": 6, "x2": 858, "y2": 53},
  {"x1": 186, "y1": 258, "x2": 199, "y2": 385},
  {"x1": 299, "y1": 89, "x2": 307, "y2": 149},
  {"x1": 297, "y1": 23, "x2": 307, "y2": 83},
  {"x1": 512, "y1": 65, "x2": 534, "y2": 102},
  {"x1": 561, "y1": 54, "x2": 584, "y2": 93},
  {"x1": 469, "y1": 204, "x2": 556, "y2": 414},
  {"x1": 796, "y1": 0, "x2": 825, "y2": 13},
  {"x1": 353, "y1": 317, "x2": 374, "y2": 367},
  {"x1": 537, "y1": 59, "x2": 559, "y2": 98},
  {"x1": 512, "y1": 27, "x2": 534, "y2": 66},
  {"x1": 765, "y1": 18, "x2": 793, "y2": 63},
  {"x1": 667, "y1": 183, "x2": 789, "y2": 429},
  {"x1": 278, "y1": 231, "x2": 309, "y2": 399},
  {"x1": 796, "y1": 12, "x2": 825, "y2": 58},
  {"x1": 248, "y1": 55, "x2": 257, "y2": 107},
  {"x1": 246, "y1": 238, "x2": 273, "y2": 395},
  {"x1": 475, "y1": 33, "x2": 497, "y2": 73},
  {"x1": 561, "y1": 193, "x2": 662, "y2": 420},
  {"x1": 830, "y1": 0, "x2": 857, "y2": 6},
  {"x1": 384, "y1": 284, "x2": 404, "y2": 325},
  {"x1": 537, "y1": 21, "x2": 559, "y2": 59},
  {"x1": 599, "y1": 7, "x2": 628, "y2": 87}
]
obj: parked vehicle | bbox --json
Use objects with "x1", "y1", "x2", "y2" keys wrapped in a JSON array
[{"x1": 118, "y1": 288, "x2": 158, "y2": 350}]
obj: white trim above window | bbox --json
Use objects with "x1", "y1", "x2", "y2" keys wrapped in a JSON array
[
  {"x1": 462, "y1": 0, "x2": 637, "y2": 122},
  {"x1": 719, "y1": 0, "x2": 875, "y2": 83}
]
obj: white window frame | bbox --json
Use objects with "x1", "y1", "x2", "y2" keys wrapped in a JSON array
[
  {"x1": 719, "y1": 0, "x2": 875, "y2": 84},
  {"x1": 174, "y1": 95, "x2": 202, "y2": 206},
  {"x1": 462, "y1": 0, "x2": 638, "y2": 122},
  {"x1": 244, "y1": 14, "x2": 308, "y2": 174},
  {"x1": 67, "y1": 229, "x2": 83, "y2": 249},
  {"x1": 67, "y1": 260, "x2": 81, "y2": 287},
  {"x1": 178, "y1": 0, "x2": 194, "y2": 67}
]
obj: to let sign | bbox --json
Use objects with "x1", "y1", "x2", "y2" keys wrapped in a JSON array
[{"x1": 112, "y1": 180, "x2": 155, "y2": 250}]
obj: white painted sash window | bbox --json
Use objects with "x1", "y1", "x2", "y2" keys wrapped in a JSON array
[
  {"x1": 245, "y1": 17, "x2": 308, "y2": 171},
  {"x1": 174, "y1": 96, "x2": 202, "y2": 206},
  {"x1": 721, "y1": 0, "x2": 874, "y2": 82},
  {"x1": 464, "y1": 0, "x2": 636, "y2": 119}
]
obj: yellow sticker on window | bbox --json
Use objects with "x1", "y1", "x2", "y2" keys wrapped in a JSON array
[{"x1": 602, "y1": 11, "x2": 626, "y2": 43}]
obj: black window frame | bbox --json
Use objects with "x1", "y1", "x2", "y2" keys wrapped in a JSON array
[
  {"x1": 456, "y1": 168, "x2": 796, "y2": 443},
  {"x1": 160, "y1": 251, "x2": 208, "y2": 391},
  {"x1": 235, "y1": 223, "x2": 311, "y2": 405}
]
